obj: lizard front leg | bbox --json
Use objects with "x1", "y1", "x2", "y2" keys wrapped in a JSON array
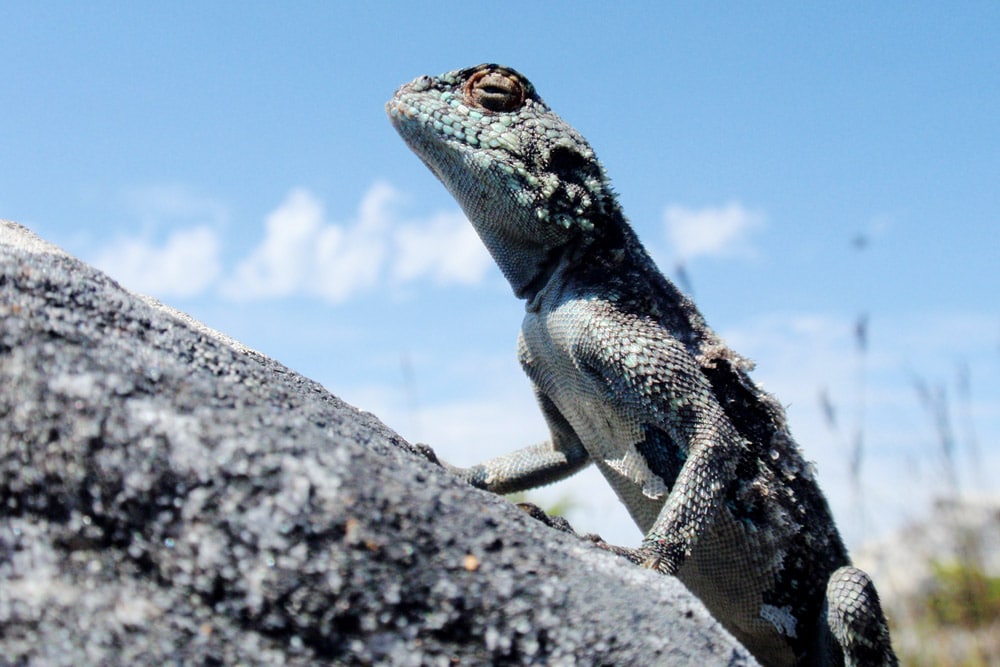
[
  {"x1": 630, "y1": 410, "x2": 745, "y2": 575},
  {"x1": 440, "y1": 390, "x2": 592, "y2": 494},
  {"x1": 573, "y1": 319, "x2": 747, "y2": 576}
]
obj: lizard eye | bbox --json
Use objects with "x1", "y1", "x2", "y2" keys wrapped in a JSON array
[{"x1": 464, "y1": 69, "x2": 526, "y2": 112}]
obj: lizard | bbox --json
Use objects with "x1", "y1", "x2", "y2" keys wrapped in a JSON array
[{"x1": 387, "y1": 63, "x2": 897, "y2": 667}]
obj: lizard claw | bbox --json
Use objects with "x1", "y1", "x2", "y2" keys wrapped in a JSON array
[
  {"x1": 639, "y1": 552, "x2": 673, "y2": 574},
  {"x1": 636, "y1": 541, "x2": 683, "y2": 576}
]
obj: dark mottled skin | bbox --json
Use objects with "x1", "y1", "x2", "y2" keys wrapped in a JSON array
[{"x1": 388, "y1": 64, "x2": 896, "y2": 667}]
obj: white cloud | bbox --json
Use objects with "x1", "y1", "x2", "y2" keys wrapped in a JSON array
[
  {"x1": 234, "y1": 187, "x2": 325, "y2": 297},
  {"x1": 92, "y1": 181, "x2": 494, "y2": 303},
  {"x1": 222, "y1": 182, "x2": 492, "y2": 303},
  {"x1": 122, "y1": 183, "x2": 230, "y2": 230},
  {"x1": 221, "y1": 183, "x2": 392, "y2": 302},
  {"x1": 313, "y1": 183, "x2": 392, "y2": 302},
  {"x1": 392, "y1": 211, "x2": 491, "y2": 285},
  {"x1": 87, "y1": 184, "x2": 229, "y2": 299},
  {"x1": 664, "y1": 202, "x2": 765, "y2": 262},
  {"x1": 92, "y1": 226, "x2": 222, "y2": 298}
]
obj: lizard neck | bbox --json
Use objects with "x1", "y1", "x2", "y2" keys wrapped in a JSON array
[
  {"x1": 521, "y1": 206, "x2": 645, "y2": 311},
  {"x1": 522, "y1": 242, "x2": 608, "y2": 312},
  {"x1": 520, "y1": 245, "x2": 567, "y2": 311}
]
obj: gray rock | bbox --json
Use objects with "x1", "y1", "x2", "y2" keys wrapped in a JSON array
[{"x1": 0, "y1": 220, "x2": 756, "y2": 666}]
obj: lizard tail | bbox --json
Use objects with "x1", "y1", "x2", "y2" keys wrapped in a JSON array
[{"x1": 822, "y1": 566, "x2": 899, "y2": 667}]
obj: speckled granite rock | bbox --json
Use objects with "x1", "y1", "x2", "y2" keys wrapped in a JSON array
[{"x1": 0, "y1": 220, "x2": 755, "y2": 666}]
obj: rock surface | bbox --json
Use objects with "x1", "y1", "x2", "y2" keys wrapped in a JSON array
[{"x1": 0, "y1": 220, "x2": 756, "y2": 665}]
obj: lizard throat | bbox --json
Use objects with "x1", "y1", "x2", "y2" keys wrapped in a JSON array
[
  {"x1": 518, "y1": 245, "x2": 568, "y2": 310},
  {"x1": 514, "y1": 244, "x2": 573, "y2": 311}
]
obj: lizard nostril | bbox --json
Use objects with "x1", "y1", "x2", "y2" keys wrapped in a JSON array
[
  {"x1": 411, "y1": 75, "x2": 435, "y2": 92},
  {"x1": 464, "y1": 68, "x2": 526, "y2": 112}
]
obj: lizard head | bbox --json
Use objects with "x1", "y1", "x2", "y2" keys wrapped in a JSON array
[{"x1": 388, "y1": 64, "x2": 620, "y2": 300}]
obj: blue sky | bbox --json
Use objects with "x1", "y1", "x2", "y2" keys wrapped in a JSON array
[{"x1": 3, "y1": 2, "x2": 998, "y2": 548}]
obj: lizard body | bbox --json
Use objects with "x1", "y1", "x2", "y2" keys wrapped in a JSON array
[{"x1": 388, "y1": 64, "x2": 896, "y2": 666}]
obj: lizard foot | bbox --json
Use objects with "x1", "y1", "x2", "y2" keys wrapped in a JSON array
[
  {"x1": 588, "y1": 540, "x2": 678, "y2": 574},
  {"x1": 515, "y1": 502, "x2": 576, "y2": 534},
  {"x1": 408, "y1": 445, "x2": 490, "y2": 489},
  {"x1": 590, "y1": 540, "x2": 646, "y2": 566},
  {"x1": 410, "y1": 442, "x2": 441, "y2": 465}
]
